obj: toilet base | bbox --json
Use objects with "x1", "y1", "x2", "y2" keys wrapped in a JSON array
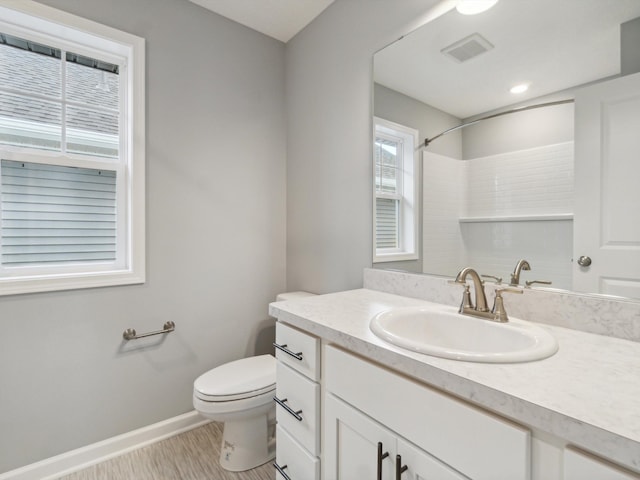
[{"x1": 219, "y1": 412, "x2": 276, "y2": 471}]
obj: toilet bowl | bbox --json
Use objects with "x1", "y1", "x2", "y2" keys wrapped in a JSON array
[
  {"x1": 193, "y1": 291, "x2": 315, "y2": 471},
  {"x1": 193, "y1": 354, "x2": 276, "y2": 472}
]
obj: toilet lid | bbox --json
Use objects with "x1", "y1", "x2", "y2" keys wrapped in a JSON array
[{"x1": 194, "y1": 354, "x2": 275, "y2": 402}]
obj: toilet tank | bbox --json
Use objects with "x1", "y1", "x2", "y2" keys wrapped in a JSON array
[{"x1": 276, "y1": 291, "x2": 316, "y2": 302}]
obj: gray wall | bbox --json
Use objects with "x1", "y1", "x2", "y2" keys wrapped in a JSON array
[
  {"x1": 1, "y1": 0, "x2": 286, "y2": 473},
  {"x1": 461, "y1": 102, "x2": 575, "y2": 159},
  {"x1": 285, "y1": 0, "x2": 440, "y2": 294}
]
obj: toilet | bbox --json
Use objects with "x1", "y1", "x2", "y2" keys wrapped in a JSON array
[{"x1": 193, "y1": 291, "x2": 315, "y2": 471}]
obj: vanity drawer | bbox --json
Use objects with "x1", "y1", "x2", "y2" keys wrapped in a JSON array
[
  {"x1": 325, "y1": 345, "x2": 530, "y2": 480},
  {"x1": 275, "y1": 425, "x2": 320, "y2": 480},
  {"x1": 275, "y1": 361, "x2": 320, "y2": 456},
  {"x1": 275, "y1": 322, "x2": 320, "y2": 381}
]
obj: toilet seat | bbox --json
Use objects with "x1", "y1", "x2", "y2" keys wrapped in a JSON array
[{"x1": 194, "y1": 354, "x2": 275, "y2": 402}]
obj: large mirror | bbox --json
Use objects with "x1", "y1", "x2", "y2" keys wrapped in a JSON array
[{"x1": 373, "y1": 0, "x2": 640, "y2": 300}]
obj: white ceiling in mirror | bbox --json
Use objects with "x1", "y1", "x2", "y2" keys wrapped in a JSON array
[
  {"x1": 188, "y1": 0, "x2": 334, "y2": 42},
  {"x1": 374, "y1": 0, "x2": 640, "y2": 119}
]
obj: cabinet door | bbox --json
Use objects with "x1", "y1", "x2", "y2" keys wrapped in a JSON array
[
  {"x1": 397, "y1": 438, "x2": 469, "y2": 480},
  {"x1": 325, "y1": 345, "x2": 530, "y2": 480},
  {"x1": 324, "y1": 394, "x2": 396, "y2": 480},
  {"x1": 564, "y1": 448, "x2": 640, "y2": 480}
]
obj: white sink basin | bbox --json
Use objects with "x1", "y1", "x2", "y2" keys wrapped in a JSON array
[{"x1": 370, "y1": 305, "x2": 558, "y2": 363}]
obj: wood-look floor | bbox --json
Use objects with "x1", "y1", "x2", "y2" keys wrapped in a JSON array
[{"x1": 57, "y1": 422, "x2": 275, "y2": 480}]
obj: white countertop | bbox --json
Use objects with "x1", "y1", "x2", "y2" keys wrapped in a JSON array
[{"x1": 269, "y1": 288, "x2": 640, "y2": 473}]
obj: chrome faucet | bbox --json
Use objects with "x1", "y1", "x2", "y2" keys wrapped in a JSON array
[
  {"x1": 453, "y1": 267, "x2": 522, "y2": 322},
  {"x1": 510, "y1": 259, "x2": 531, "y2": 286}
]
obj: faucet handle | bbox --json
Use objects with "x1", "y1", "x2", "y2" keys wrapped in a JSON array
[
  {"x1": 448, "y1": 280, "x2": 474, "y2": 311},
  {"x1": 460, "y1": 284, "x2": 474, "y2": 311},
  {"x1": 492, "y1": 288, "x2": 523, "y2": 322},
  {"x1": 525, "y1": 280, "x2": 552, "y2": 288},
  {"x1": 481, "y1": 275, "x2": 502, "y2": 285},
  {"x1": 495, "y1": 287, "x2": 523, "y2": 295}
]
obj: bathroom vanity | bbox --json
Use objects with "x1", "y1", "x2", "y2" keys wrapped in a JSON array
[{"x1": 270, "y1": 277, "x2": 640, "y2": 480}]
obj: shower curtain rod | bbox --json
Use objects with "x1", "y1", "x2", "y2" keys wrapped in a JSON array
[{"x1": 419, "y1": 98, "x2": 575, "y2": 149}]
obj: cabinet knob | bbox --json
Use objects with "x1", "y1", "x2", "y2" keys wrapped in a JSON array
[
  {"x1": 377, "y1": 442, "x2": 389, "y2": 480},
  {"x1": 395, "y1": 454, "x2": 408, "y2": 479},
  {"x1": 577, "y1": 256, "x2": 592, "y2": 267}
]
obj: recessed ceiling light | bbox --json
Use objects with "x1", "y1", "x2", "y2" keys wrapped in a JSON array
[
  {"x1": 510, "y1": 84, "x2": 529, "y2": 94},
  {"x1": 456, "y1": 0, "x2": 499, "y2": 15}
]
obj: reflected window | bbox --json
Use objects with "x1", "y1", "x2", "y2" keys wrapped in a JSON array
[{"x1": 373, "y1": 118, "x2": 418, "y2": 262}]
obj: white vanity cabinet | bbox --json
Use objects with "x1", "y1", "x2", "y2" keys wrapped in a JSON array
[
  {"x1": 274, "y1": 322, "x2": 321, "y2": 480},
  {"x1": 324, "y1": 345, "x2": 531, "y2": 480},
  {"x1": 564, "y1": 448, "x2": 640, "y2": 480},
  {"x1": 270, "y1": 289, "x2": 640, "y2": 480}
]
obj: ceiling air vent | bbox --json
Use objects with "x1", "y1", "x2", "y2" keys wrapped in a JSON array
[{"x1": 441, "y1": 33, "x2": 494, "y2": 63}]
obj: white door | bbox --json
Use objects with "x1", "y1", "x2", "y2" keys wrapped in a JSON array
[
  {"x1": 324, "y1": 394, "x2": 396, "y2": 480},
  {"x1": 573, "y1": 72, "x2": 640, "y2": 297}
]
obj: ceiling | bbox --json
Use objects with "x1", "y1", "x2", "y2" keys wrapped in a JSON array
[
  {"x1": 188, "y1": 0, "x2": 335, "y2": 43},
  {"x1": 374, "y1": 0, "x2": 640, "y2": 119}
]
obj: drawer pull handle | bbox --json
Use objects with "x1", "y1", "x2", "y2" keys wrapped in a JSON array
[
  {"x1": 395, "y1": 455, "x2": 408, "y2": 479},
  {"x1": 377, "y1": 442, "x2": 389, "y2": 480},
  {"x1": 273, "y1": 342, "x2": 304, "y2": 361},
  {"x1": 274, "y1": 462, "x2": 292, "y2": 480},
  {"x1": 273, "y1": 396, "x2": 303, "y2": 421}
]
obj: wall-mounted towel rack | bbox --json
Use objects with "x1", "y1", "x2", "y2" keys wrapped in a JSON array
[{"x1": 122, "y1": 321, "x2": 175, "y2": 341}]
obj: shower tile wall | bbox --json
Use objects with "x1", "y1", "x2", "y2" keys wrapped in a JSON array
[
  {"x1": 422, "y1": 142, "x2": 574, "y2": 289},
  {"x1": 464, "y1": 142, "x2": 573, "y2": 218},
  {"x1": 422, "y1": 151, "x2": 466, "y2": 276}
]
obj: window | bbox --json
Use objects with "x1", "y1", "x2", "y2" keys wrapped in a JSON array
[
  {"x1": 373, "y1": 117, "x2": 418, "y2": 262},
  {"x1": 0, "y1": 2, "x2": 145, "y2": 295}
]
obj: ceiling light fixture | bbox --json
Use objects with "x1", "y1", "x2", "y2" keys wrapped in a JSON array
[
  {"x1": 456, "y1": 0, "x2": 499, "y2": 15},
  {"x1": 510, "y1": 83, "x2": 529, "y2": 94}
]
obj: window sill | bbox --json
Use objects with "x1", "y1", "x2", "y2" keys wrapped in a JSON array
[
  {"x1": 373, "y1": 252, "x2": 419, "y2": 263},
  {"x1": 0, "y1": 268, "x2": 145, "y2": 296}
]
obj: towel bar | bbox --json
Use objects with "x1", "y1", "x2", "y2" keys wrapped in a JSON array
[{"x1": 123, "y1": 321, "x2": 175, "y2": 341}]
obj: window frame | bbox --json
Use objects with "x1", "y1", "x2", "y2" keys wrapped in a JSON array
[
  {"x1": 0, "y1": 1, "x2": 145, "y2": 295},
  {"x1": 373, "y1": 117, "x2": 419, "y2": 263}
]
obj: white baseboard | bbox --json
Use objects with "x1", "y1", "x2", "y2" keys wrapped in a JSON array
[{"x1": 0, "y1": 411, "x2": 211, "y2": 480}]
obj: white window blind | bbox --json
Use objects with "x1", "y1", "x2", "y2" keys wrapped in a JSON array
[
  {"x1": 375, "y1": 197, "x2": 399, "y2": 249},
  {"x1": 1, "y1": 159, "x2": 116, "y2": 266}
]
